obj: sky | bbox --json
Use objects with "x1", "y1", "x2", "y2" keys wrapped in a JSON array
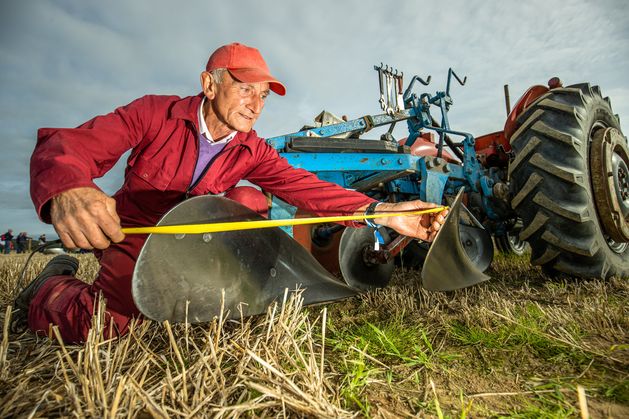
[{"x1": 0, "y1": 0, "x2": 628, "y2": 239}]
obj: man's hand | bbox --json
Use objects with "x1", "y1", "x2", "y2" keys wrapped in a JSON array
[
  {"x1": 359, "y1": 200, "x2": 449, "y2": 242},
  {"x1": 51, "y1": 187, "x2": 125, "y2": 250}
]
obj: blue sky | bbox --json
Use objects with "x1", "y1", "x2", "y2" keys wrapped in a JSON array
[{"x1": 1, "y1": 0, "x2": 628, "y2": 239}]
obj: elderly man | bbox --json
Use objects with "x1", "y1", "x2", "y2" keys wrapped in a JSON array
[{"x1": 15, "y1": 43, "x2": 446, "y2": 343}]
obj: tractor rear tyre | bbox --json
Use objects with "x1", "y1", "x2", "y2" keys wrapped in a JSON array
[{"x1": 509, "y1": 83, "x2": 629, "y2": 279}]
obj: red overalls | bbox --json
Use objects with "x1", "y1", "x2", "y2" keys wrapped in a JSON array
[{"x1": 29, "y1": 94, "x2": 374, "y2": 342}]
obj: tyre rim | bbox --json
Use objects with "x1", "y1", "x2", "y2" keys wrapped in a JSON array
[
  {"x1": 609, "y1": 152, "x2": 629, "y2": 254},
  {"x1": 590, "y1": 127, "x2": 629, "y2": 249},
  {"x1": 606, "y1": 235, "x2": 628, "y2": 253},
  {"x1": 508, "y1": 232, "x2": 527, "y2": 254},
  {"x1": 612, "y1": 152, "x2": 629, "y2": 217}
]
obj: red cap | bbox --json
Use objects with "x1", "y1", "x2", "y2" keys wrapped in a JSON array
[{"x1": 206, "y1": 43, "x2": 286, "y2": 96}]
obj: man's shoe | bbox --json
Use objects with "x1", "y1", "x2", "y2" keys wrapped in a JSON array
[{"x1": 11, "y1": 255, "x2": 79, "y2": 333}]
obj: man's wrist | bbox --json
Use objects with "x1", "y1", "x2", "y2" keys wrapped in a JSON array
[{"x1": 364, "y1": 201, "x2": 382, "y2": 227}]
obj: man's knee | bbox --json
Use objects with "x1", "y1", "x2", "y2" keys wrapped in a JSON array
[
  {"x1": 27, "y1": 275, "x2": 139, "y2": 343},
  {"x1": 224, "y1": 186, "x2": 269, "y2": 217}
]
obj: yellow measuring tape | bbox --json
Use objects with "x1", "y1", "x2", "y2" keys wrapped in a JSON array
[{"x1": 121, "y1": 207, "x2": 447, "y2": 235}]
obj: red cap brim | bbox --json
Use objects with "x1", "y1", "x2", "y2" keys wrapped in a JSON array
[{"x1": 227, "y1": 68, "x2": 286, "y2": 96}]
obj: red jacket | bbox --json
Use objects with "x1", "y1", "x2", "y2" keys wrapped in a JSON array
[{"x1": 31, "y1": 94, "x2": 374, "y2": 228}]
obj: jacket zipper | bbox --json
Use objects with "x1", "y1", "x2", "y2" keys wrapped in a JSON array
[
  {"x1": 185, "y1": 122, "x2": 244, "y2": 198},
  {"x1": 184, "y1": 120, "x2": 201, "y2": 198},
  {"x1": 185, "y1": 147, "x2": 229, "y2": 198}
]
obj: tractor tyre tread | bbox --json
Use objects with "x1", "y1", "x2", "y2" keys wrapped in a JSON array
[{"x1": 509, "y1": 83, "x2": 629, "y2": 279}]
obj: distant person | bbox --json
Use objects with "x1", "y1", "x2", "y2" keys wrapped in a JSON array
[
  {"x1": 38, "y1": 234, "x2": 47, "y2": 246},
  {"x1": 2, "y1": 229, "x2": 13, "y2": 254},
  {"x1": 15, "y1": 232, "x2": 22, "y2": 253},
  {"x1": 15, "y1": 231, "x2": 28, "y2": 253}
]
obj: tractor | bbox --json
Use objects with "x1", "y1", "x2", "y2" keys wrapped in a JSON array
[
  {"x1": 133, "y1": 65, "x2": 629, "y2": 322},
  {"x1": 262, "y1": 65, "x2": 629, "y2": 287}
]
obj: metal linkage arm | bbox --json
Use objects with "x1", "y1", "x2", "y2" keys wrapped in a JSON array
[
  {"x1": 402, "y1": 75, "x2": 432, "y2": 101},
  {"x1": 446, "y1": 68, "x2": 467, "y2": 96}
]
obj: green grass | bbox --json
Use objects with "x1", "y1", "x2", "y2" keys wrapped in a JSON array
[
  {"x1": 602, "y1": 379, "x2": 629, "y2": 404},
  {"x1": 326, "y1": 316, "x2": 464, "y2": 411},
  {"x1": 448, "y1": 303, "x2": 589, "y2": 366},
  {"x1": 339, "y1": 347, "x2": 373, "y2": 414},
  {"x1": 329, "y1": 320, "x2": 454, "y2": 368}
]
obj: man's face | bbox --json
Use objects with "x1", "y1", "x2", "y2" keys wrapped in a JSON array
[{"x1": 209, "y1": 71, "x2": 270, "y2": 133}]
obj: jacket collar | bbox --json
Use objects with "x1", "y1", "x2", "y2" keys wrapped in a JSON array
[{"x1": 169, "y1": 93, "x2": 204, "y2": 123}]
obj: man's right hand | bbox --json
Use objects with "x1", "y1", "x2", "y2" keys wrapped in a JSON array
[{"x1": 51, "y1": 187, "x2": 125, "y2": 250}]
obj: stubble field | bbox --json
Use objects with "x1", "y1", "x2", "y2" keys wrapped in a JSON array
[{"x1": 0, "y1": 251, "x2": 627, "y2": 418}]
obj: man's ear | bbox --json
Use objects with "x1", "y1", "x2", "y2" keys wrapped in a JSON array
[{"x1": 200, "y1": 71, "x2": 217, "y2": 100}]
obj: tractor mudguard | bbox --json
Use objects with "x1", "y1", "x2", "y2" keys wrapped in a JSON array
[{"x1": 503, "y1": 84, "x2": 549, "y2": 141}]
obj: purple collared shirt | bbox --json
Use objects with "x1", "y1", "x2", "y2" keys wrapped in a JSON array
[
  {"x1": 190, "y1": 134, "x2": 227, "y2": 186},
  {"x1": 190, "y1": 98, "x2": 235, "y2": 187}
]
